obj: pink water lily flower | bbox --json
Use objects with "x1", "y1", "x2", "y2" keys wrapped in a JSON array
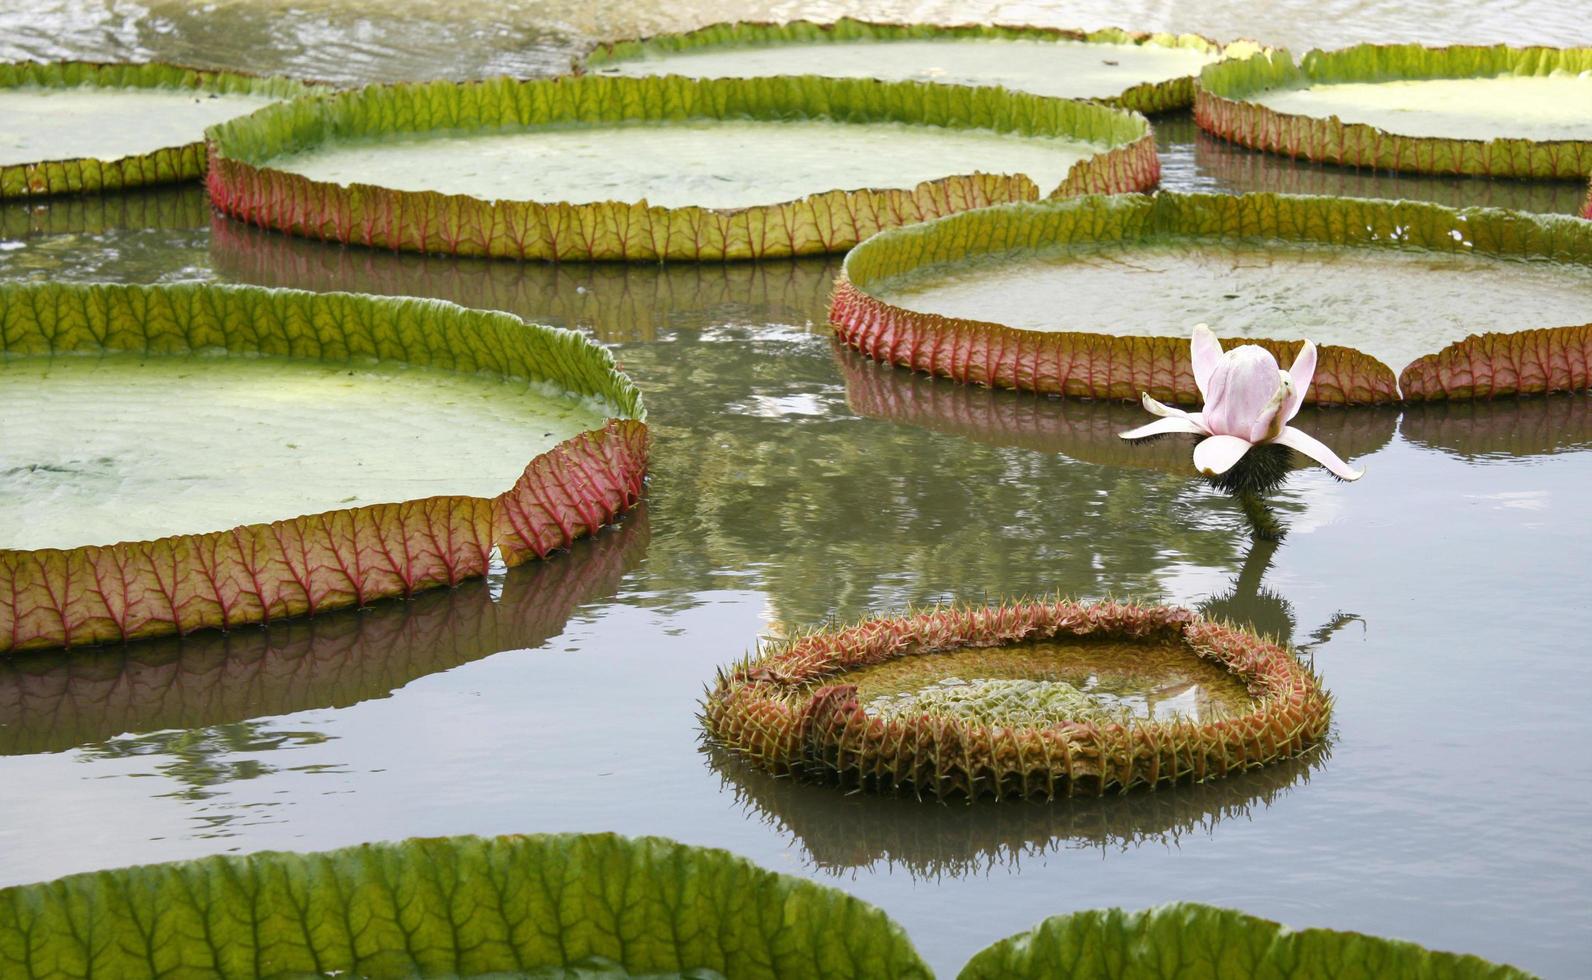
[{"x1": 1120, "y1": 324, "x2": 1364, "y2": 481}]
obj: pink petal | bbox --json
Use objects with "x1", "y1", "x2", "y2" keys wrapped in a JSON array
[
  {"x1": 1283, "y1": 340, "x2": 1317, "y2": 422},
  {"x1": 1121, "y1": 416, "x2": 1206, "y2": 441},
  {"x1": 1192, "y1": 434, "x2": 1254, "y2": 476},
  {"x1": 1204, "y1": 346, "x2": 1282, "y2": 438},
  {"x1": 1275, "y1": 425, "x2": 1364, "y2": 481},
  {"x1": 1190, "y1": 323, "x2": 1222, "y2": 400},
  {"x1": 1141, "y1": 393, "x2": 1204, "y2": 426}
]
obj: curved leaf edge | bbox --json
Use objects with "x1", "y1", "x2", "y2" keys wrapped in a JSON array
[
  {"x1": 831, "y1": 190, "x2": 1592, "y2": 403},
  {"x1": 205, "y1": 73, "x2": 1159, "y2": 261},
  {"x1": 0, "y1": 281, "x2": 647, "y2": 653},
  {"x1": 580, "y1": 18, "x2": 1249, "y2": 114},
  {"x1": 701, "y1": 597, "x2": 1332, "y2": 800},
  {"x1": 1194, "y1": 44, "x2": 1592, "y2": 178},
  {"x1": 0, "y1": 60, "x2": 315, "y2": 198}
]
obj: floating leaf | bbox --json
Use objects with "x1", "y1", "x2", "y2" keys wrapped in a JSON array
[
  {"x1": 584, "y1": 19, "x2": 1242, "y2": 114},
  {"x1": 959, "y1": 903, "x2": 1534, "y2": 979},
  {"x1": 0, "y1": 833, "x2": 932, "y2": 979},
  {"x1": 1196, "y1": 44, "x2": 1592, "y2": 179},
  {"x1": 0, "y1": 282, "x2": 647, "y2": 653},
  {"x1": 205, "y1": 73, "x2": 1159, "y2": 261},
  {"x1": 831, "y1": 192, "x2": 1592, "y2": 404},
  {"x1": 0, "y1": 61, "x2": 311, "y2": 198}
]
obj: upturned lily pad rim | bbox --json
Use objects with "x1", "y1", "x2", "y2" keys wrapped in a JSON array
[
  {"x1": 831, "y1": 190, "x2": 1592, "y2": 404},
  {"x1": 581, "y1": 17, "x2": 1252, "y2": 115},
  {"x1": 0, "y1": 281, "x2": 647, "y2": 653},
  {"x1": 702, "y1": 598, "x2": 1332, "y2": 801},
  {"x1": 1194, "y1": 43, "x2": 1592, "y2": 179},
  {"x1": 203, "y1": 72, "x2": 1159, "y2": 262},
  {"x1": 0, "y1": 833, "x2": 1531, "y2": 979},
  {"x1": 0, "y1": 60, "x2": 314, "y2": 198}
]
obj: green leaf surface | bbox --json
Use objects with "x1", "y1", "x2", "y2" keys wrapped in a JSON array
[
  {"x1": 582, "y1": 18, "x2": 1235, "y2": 114},
  {"x1": 0, "y1": 833, "x2": 931, "y2": 979},
  {"x1": 0, "y1": 61, "x2": 312, "y2": 198},
  {"x1": 1195, "y1": 45, "x2": 1592, "y2": 178},
  {"x1": 958, "y1": 903, "x2": 1535, "y2": 979},
  {"x1": 205, "y1": 73, "x2": 1158, "y2": 261}
]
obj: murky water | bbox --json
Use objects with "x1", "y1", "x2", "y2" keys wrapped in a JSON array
[{"x1": 2, "y1": 2, "x2": 1590, "y2": 977}]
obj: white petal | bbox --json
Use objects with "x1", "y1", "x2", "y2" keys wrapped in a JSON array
[
  {"x1": 1275, "y1": 426, "x2": 1364, "y2": 481},
  {"x1": 1120, "y1": 416, "x2": 1206, "y2": 441},
  {"x1": 1190, "y1": 323, "x2": 1222, "y2": 400},
  {"x1": 1283, "y1": 339, "x2": 1317, "y2": 422},
  {"x1": 1192, "y1": 434, "x2": 1254, "y2": 476},
  {"x1": 1141, "y1": 392, "x2": 1198, "y2": 421}
]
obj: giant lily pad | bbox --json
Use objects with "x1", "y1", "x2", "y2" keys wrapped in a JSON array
[
  {"x1": 830, "y1": 192, "x2": 1592, "y2": 404},
  {"x1": 0, "y1": 282, "x2": 647, "y2": 653},
  {"x1": 0, "y1": 512, "x2": 645, "y2": 755},
  {"x1": 205, "y1": 74, "x2": 1159, "y2": 262},
  {"x1": 583, "y1": 19, "x2": 1239, "y2": 115},
  {"x1": 960, "y1": 904, "x2": 1533, "y2": 979},
  {"x1": 1195, "y1": 44, "x2": 1592, "y2": 179},
  {"x1": 0, "y1": 61, "x2": 310, "y2": 198},
  {"x1": 703, "y1": 599, "x2": 1329, "y2": 801},
  {"x1": 0, "y1": 833, "x2": 931, "y2": 979}
]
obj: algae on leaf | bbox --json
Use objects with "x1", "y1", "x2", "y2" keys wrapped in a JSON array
[
  {"x1": 205, "y1": 73, "x2": 1159, "y2": 261},
  {"x1": 959, "y1": 903, "x2": 1535, "y2": 979},
  {"x1": 584, "y1": 19, "x2": 1234, "y2": 114},
  {"x1": 0, "y1": 833, "x2": 932, "y2": 979},
  {"x1": 0, "y1": 61, "x2": 311, "y2": 198}
]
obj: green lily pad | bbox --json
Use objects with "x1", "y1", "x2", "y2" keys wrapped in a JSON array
[
  {"x1": 205, "y1": 73, "x2": 1158, "y2": 261},
  {"x1": 831, "y1": 192, "x2": 1592, "y2": 404},
  {"x1": 584, "y1": 19, "x2": 1243, "y2": 114},
  {"x1": 1196, "y1": 45, "x2": 1592, "y2": 178},
  {"x1": 0, "y1": 61, "x2": 311, "y2": 198},
  {"x1": 703, "y1": 599, "x2": 1330, "y2": 801},
  {"x1": 0, "y1": 282, "x2": 647, "y2": 653},
  {"x1": 959, "y1": 903, "x2": 1534, "y2": 979},
  {"x1": 0, "y1": 833, "x2": 931, "y2": 979}
]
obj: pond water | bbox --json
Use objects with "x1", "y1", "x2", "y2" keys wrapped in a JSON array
[{"x1": 1, "y1": 2, "x2": 1590, "y2": 978}]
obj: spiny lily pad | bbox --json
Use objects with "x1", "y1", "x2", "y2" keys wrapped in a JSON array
[
  {"x1": 830, "y1": 192, "x2": 1592, "y2": 404},
  {"x1": 959, "y1": 903, "x2": 1535, "y2": 979},
  {"x1": 702, "y1": 599, "x2": 1330, "y2": 801},
  {"x1": 0, "y1": 833, "x2": 932, "y2": 979},
  {"x1": 0, "y1": 512, "x2": 646, "y2": 755},
  {"x1": 0, "y1": 61, "x2": 311, "y2": 198},
  {"x1": 209, "y1": 213, "x2": 840, "y2": 343},
  {"x1": 583, "y1": 19, "x2": 1243, "y2": 114},
  {"x1": 835, "y1": 345, "x2": 1398, "y2": 472},
  {"x1": 205, "y1": 73, "x2": 1159, "y2": 262},
  {"x1": 1195, "y1": 44, "x2": 1592, "y2": 178},
  {"x1": 0, "y1": 282, "x2": 647, "y2": 653}
]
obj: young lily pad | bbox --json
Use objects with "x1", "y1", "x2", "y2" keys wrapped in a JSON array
[
  {"x1": 0, "y1": 282, "x2": 647, "y2": 653},
  {"x1": 0, "y1": 833, "x2": 931, "y2": 979},
  {"x1": 831, "y1": 192, "x2": 1592, "y2": 404},
  {"x1": 0, "y1": 61, "x2": 311, "y2": 198},
  {"x1": 584, "y1": 19, "x2": 1242, "y2": 114},
  {"x1": 0, "y1": 513, "x2": 645, "y2": 755},
  {"x1": 703, "y1": 599, "x2": 1330, "y2": 801},
  {"x1": 960, "y1": 903, "x2": 1534, "y2": 979},
  {"x1": 1196, "y1": 44, "x2": 1592, "y2": 179},
  {"x1": 205, "y1": 74, "x2": 1159, "y2": 261}
]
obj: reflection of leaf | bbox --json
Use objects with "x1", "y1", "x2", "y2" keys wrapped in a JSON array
[
  {"x1": 0, "y1": 508, "x2": 647, "y2": 755},
  {"x1": 206, "y1": 73, "x2": 1157, "y2": 261},
  {"x1": 209, "y1": 214, "x2": 841, "y2": 343},
  {"x1": 0, "y1": 185, "x2": 211, "y2": 238},
  {"x1": 706, "y1": 744, "x2": 1326, "y2": 879},
  {"x1": 961, "y1": 903, "x2": 1533, "y2": 979},
  {"x1": 0, "y1": 834, "x2": 931, "y2": 979}
]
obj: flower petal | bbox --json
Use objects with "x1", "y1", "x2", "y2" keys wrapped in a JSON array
[
  {"x1": 1190, "y1": 323, "x2": 1222, "y2": 399},
  {"x1": 1204, "y1": 345, "x2": 1282, "y2": 438},
  {"x1": 1192, "y1": 434, "x2": 1254, "y2": 476},
  {"x1": 1283, "y1": 339, "x2": 1317, "y2": 422},
  {"x1": 1120, "y1": 416, "x2": 1206, "y2": 441},
  {"x1": 1141, "y1": 392, "x2": 1203, "y2": 425},
  {"x1": 1275, "y1": 425, "x2": 1364, "y2": 481}
]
